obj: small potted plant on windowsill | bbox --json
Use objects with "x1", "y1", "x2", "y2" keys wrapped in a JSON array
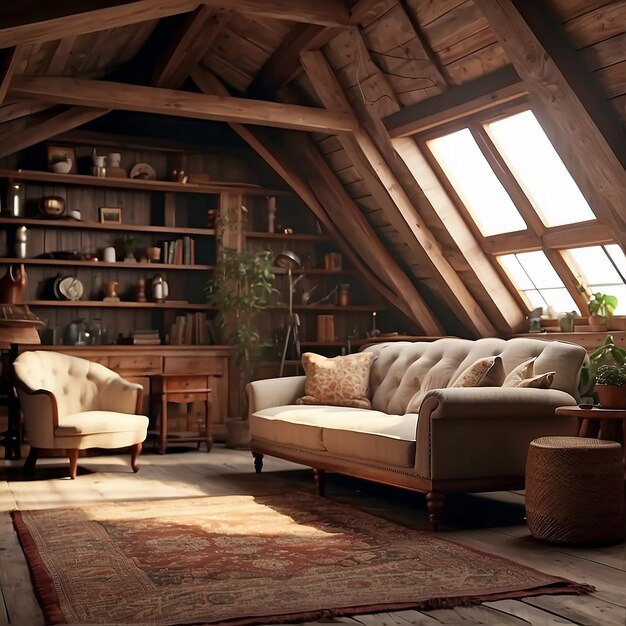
[{"x1": 587, "y1": 291, "x2": 618, "y2": 331}]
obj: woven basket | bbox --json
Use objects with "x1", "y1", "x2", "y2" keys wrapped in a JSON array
[{"x1": 526, "y1": 436, "x2": 625, "y2": 545}]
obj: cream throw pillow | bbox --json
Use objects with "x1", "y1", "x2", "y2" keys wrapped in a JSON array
[
  {"x1": 451, "y1": 355, "x2": 505, "y2": 388},
  {"x1": 297, "y1": 351, "x2": 376, "y2": 409},
  {"x1": 503, "y1": 357, "x2": 536, "y2": 387},
  {"x1": 511, "y1": 371, "x2": 555, "y2": 389}
]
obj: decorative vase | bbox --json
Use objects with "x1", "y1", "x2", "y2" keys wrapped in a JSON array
[{"x1": 595, "y1": 384, "x2": 626, "y2": 409}]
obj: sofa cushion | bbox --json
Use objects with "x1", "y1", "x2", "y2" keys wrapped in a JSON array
[
  {"x1": 298, "y1": 352, "x2": 376, "y2": 409},
  {"x1": 451, "y1": 355, "x2": 504, "y2": 388},
  {"x1": 252, "y1": 405, "x2": 418, "y2": 468}
]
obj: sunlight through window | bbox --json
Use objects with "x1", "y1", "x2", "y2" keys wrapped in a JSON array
[
  {"x1": 485, "y1": 110, "x2": 595, "y2": 227},
  {"x1": 565, "y1": 245, "x2": 626, "y2": 314},
  {"x1": 427, "y1": 129, "x2": 526, "y2": 236},
  {"x1": 499, "y1": 251, "x2": 579, "y2": 313}
]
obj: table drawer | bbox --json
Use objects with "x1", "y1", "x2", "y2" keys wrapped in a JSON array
[
  {"x1": 109, "y1": 355, "x2": 162, "y2": 374},
  {"x1": 163, "y1": 376, "x2": 209, "y2": 392},
  {"x1": 164, "y1": 356, "x2": 226, "y2": 376}
]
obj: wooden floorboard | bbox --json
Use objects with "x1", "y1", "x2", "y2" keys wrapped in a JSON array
[{"x1": 0, "y1": 446, "x2": 625, "y2": 625}]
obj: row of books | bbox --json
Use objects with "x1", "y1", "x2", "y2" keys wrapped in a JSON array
[
  {"x1": 162, "y1": 237, "x2": 195, "y2": 265},
  {"x1": 169, "y1": 313, "x2": 217, "y2": 345}
]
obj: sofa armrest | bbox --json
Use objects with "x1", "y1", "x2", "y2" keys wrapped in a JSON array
[
  {"x1": 415, "y1": 387, "x2": 578, "y2": 480},
  {"x1": 100, "y1": 377, "x2": 144, "y2": 414},
  {"x1": 246, "y1": 376, "x2": 306, "y2": 416}
]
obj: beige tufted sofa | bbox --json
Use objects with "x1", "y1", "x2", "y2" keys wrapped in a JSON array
[
  {"x1": 14, "y1": 351, "x2": 149, "y2": 479},
  {"x1": 247, "y1": 337, "x2": 587, "y2": 529}
]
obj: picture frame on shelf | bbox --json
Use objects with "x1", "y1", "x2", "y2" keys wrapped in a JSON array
[
  {"x1": 99, "y1": 207, "x2": 122, "y2": 224},
  {"x1": 47, "y1": 145, "x2": 77, "y2": 174}
]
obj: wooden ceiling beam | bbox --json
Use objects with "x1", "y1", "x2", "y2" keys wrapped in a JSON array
[
  {"x1": 191, "y1": 66, "x2": 439, "y2": 331},
  {"x1": 0, "y1": 47, "x2": 21, "y2": 106},
  {"x1": 301, "y1": 49, "x2": 506, "y2": 336},
  {"x1": 246, "y1": 24, "x2": 339, "y2": 99},
  {"x1": 474, "y1": 0, "x2": 626, "y2": 244},
  {"x1": 0, "y1": 0, "x2": 351, "y2": 48},
  {"x1": 0, "y1": 99, "x2": 54, "y2": 124},
  {"x1": 384, "y1": 65, "x2": 528, "y2": 138},
  {"x1": 8, "y1": 76, "x2": 358, "y2": 134},
  {"x1": 152, "y1": 6, "x2": 232, "y2": 89},
  {"x1": 0, "y1": 106, "x2": 110, "y2": 159}
]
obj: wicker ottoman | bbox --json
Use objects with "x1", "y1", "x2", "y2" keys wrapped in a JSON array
[{"x1": 526, "y1": 436, "x2": 625, "y2": 545}]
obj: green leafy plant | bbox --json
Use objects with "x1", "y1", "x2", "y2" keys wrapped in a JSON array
[
  {"x1": 589, "y1": 334, "x2": 626, "y2": 366},
  {"x1": 205, "y1": 245, "x2": 277, "y2": 397},
  {"x1": 587, "y1": 292, "x2": 618, "y2": 320},
  {"x1": 595, "y1": 364, "x2": 626, "y2": 386}
]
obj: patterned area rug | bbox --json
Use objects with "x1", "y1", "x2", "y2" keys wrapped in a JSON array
[{"x1": 12, "y1": 492, "x2": 593, "y2": 625}]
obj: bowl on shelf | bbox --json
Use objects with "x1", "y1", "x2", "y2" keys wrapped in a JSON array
[
  {"x1": 40, "y1": 196, "x2": 66, "y2": 218},
  {"x1": 51, "y1": 159, "x2": 73, "y2": 174}
]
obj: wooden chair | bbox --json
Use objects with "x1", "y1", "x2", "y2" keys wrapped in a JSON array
[{"x1": 13, "y1": 351, "x2": 149, "y2": 479}]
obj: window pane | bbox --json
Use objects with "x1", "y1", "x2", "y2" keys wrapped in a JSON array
[
  {"x1": 565, "y1": 245, "x2": 626, "y2": 314},
  {"x1": 486, "y1": 110, "x2": 595, "y2": 227},
  {"x1": 499, "y1": 251, "x2": 580, "y2": 314},
  {"x1": 566, "y1": 246, "x2": 622, "y2": 285},
  {"x1": 427, "y1": 129, "x2": 526, "y2": 236},
  {"x1": 606, "y1": 244, "x2": 626, "y2": 276},
  {"x1": 515, "y1": 251, "x2": 564, "y2": 289}
]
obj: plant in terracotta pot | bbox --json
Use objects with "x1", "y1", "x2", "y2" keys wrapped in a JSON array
[
  {"x1": 587, "y1": 291, "x2": 618, "y2": 331},
  {"x1": 594, "y1": 364, "x2": 626, "y2": 408}
]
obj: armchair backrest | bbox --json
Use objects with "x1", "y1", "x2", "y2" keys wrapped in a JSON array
[{"x1": 14, "y1": 351, "x2": 121, "y2": 417}]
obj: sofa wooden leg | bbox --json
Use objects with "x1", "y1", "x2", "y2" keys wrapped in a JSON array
[
  {"x1": 313, "y1": 468, "x2": 325, "y2": 496},
  {"x1": 131, "y1": 443, "x2": 142, "y2": 473},
  {"x1": 24, "y1": 447, "x2": 39, "y2": 473},
  {"x1": 68, "y1": 449, "x2": 79, "y2": 479},
  {"x1": 253, "y1": 452, "x2": 264, "y2": 473},
  {"x1": 426, "y1": 492, "x2": 445, "y2": 531}
]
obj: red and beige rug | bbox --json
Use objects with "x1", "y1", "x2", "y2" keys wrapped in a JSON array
[{"x1": 12, "y1": 491, "x2": 592, "y2": 625}]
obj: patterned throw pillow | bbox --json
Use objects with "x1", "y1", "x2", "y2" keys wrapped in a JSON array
[
  {"x1": 297, "y1": 351, "x2": 377, "y2": 409},
  {"x1": 451, "y1": 356, "x2": 505, "y2": 388},
  {"x1": 511, "y1": 371, "x2": 555, "y2": 389},
  {"x1": 503, "y1": 357, "x2": 536, "y2": 387}
]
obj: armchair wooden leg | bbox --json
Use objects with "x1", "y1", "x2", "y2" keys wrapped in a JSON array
[
  {"x1": 131, "y1": 443, "x2": 142, "y2": 473},
  {"x1": 24, "y1": 447, "x2": 39, "y2": 473},
  {"x1": 426, "y1": 491, "x2": 445, "y2": 532},
  {"x1": 253, "y1": 452, "x2": 263, "y2": 473},
  {"x1": 313, "y1": 468, "x2": 325, "y2": 497},
  {"x1": 68, "y1": 449, "x2": 79, "y2": 479}
]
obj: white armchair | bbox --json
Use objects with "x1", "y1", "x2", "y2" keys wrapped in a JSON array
[{"x1": 13, "y1": 351, "x2": 149, "y2": 479}]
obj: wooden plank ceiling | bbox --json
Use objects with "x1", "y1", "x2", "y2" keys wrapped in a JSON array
[{"x1": 0, "y1": 0, "x2": 624, "y2": 337}]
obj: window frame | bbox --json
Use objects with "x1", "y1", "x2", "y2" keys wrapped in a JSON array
[{"x1": 416, "y1": 98, "x2": 611, "y2": 316}]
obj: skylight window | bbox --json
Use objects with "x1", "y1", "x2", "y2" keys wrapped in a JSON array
[
  {"x1": 564, "y1": 245, "x2": 626, "y2": 314},
  {"x1": 499, "y1": 251, "x2": 579, "y2": 314},
  {"x1": 485, "y1": 110, "x2": 595, "y2": 227},
  {"x1": 426, "y1": 129, "x2": 526, "y2": 237}
]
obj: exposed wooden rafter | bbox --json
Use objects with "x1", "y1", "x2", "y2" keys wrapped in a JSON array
[
  {"x1": 0, "y1": 47, "x2": 21, "y2": 106},
  {"x1": 246, "y1": 24, "x2": 339, "y2": 99},
  {"x1": 384, "y1": 65, "x2": 528, "y2": 137},
  {"x1": 0, "y1": 106, "x2": 110, "y2": 159},
  {"x1": 0, "y1": 0, "x2": 351, "y2": 49},
  {"x1": 191, "y1": 65, "x2": 441, "y2": 332},
  {"x1": 0, "y1": 100, "x2": 54, "y2": 124},
  {"x1": 9, "y1": 76, "x2": 358, "y2": 134},
  {"x1": 474, "y1": 0, "x2": 626, "y2": 245},
  {"x1": 152, "y1": 6, "x2": 232, "y2": 89},
  {"x1": 301, "y1": 50, "x2": 505, "y2": 337}
]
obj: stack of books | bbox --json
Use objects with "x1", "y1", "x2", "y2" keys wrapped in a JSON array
[{"x1": 131, "y1": 329, "x2": 161, "y2": 345}]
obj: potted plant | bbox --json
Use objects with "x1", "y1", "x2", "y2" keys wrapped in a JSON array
[
  {"x1": 594, "y1": 364, "x2": 626, "y2": 408},
  {"x1": 121, "y1": 236, "x2": 139, "y2": 263},
  {"x1": 582, "y1": 335, "x2": 626, "y2": 406},
  {"x1": 587, "y1": 292, "x2": 618, "y2": 330},
  {"x1": 206, "y1": 244, "x2": 276, "y2": 447}
]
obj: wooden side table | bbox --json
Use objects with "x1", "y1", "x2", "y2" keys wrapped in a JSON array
[
  {"x1": 555, "y1": 405, "x2": 625, "y2": 474},
  {"x1": 151, "y1": 375, "x2": 213, "y2": 454}
]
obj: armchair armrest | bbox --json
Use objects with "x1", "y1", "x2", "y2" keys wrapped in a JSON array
[
  {"x1": 100, "y1": 377, "x2": 144, "y2": 414},
  {"x1": 14, "y1": 380, "x2": 59, "y2": 447},
  {"x1": 246, "y1": 376, "x2": 306, "y2": 416},
  {"x1": 415, "y1": 387, "x2": 578, "y2": 480}
]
